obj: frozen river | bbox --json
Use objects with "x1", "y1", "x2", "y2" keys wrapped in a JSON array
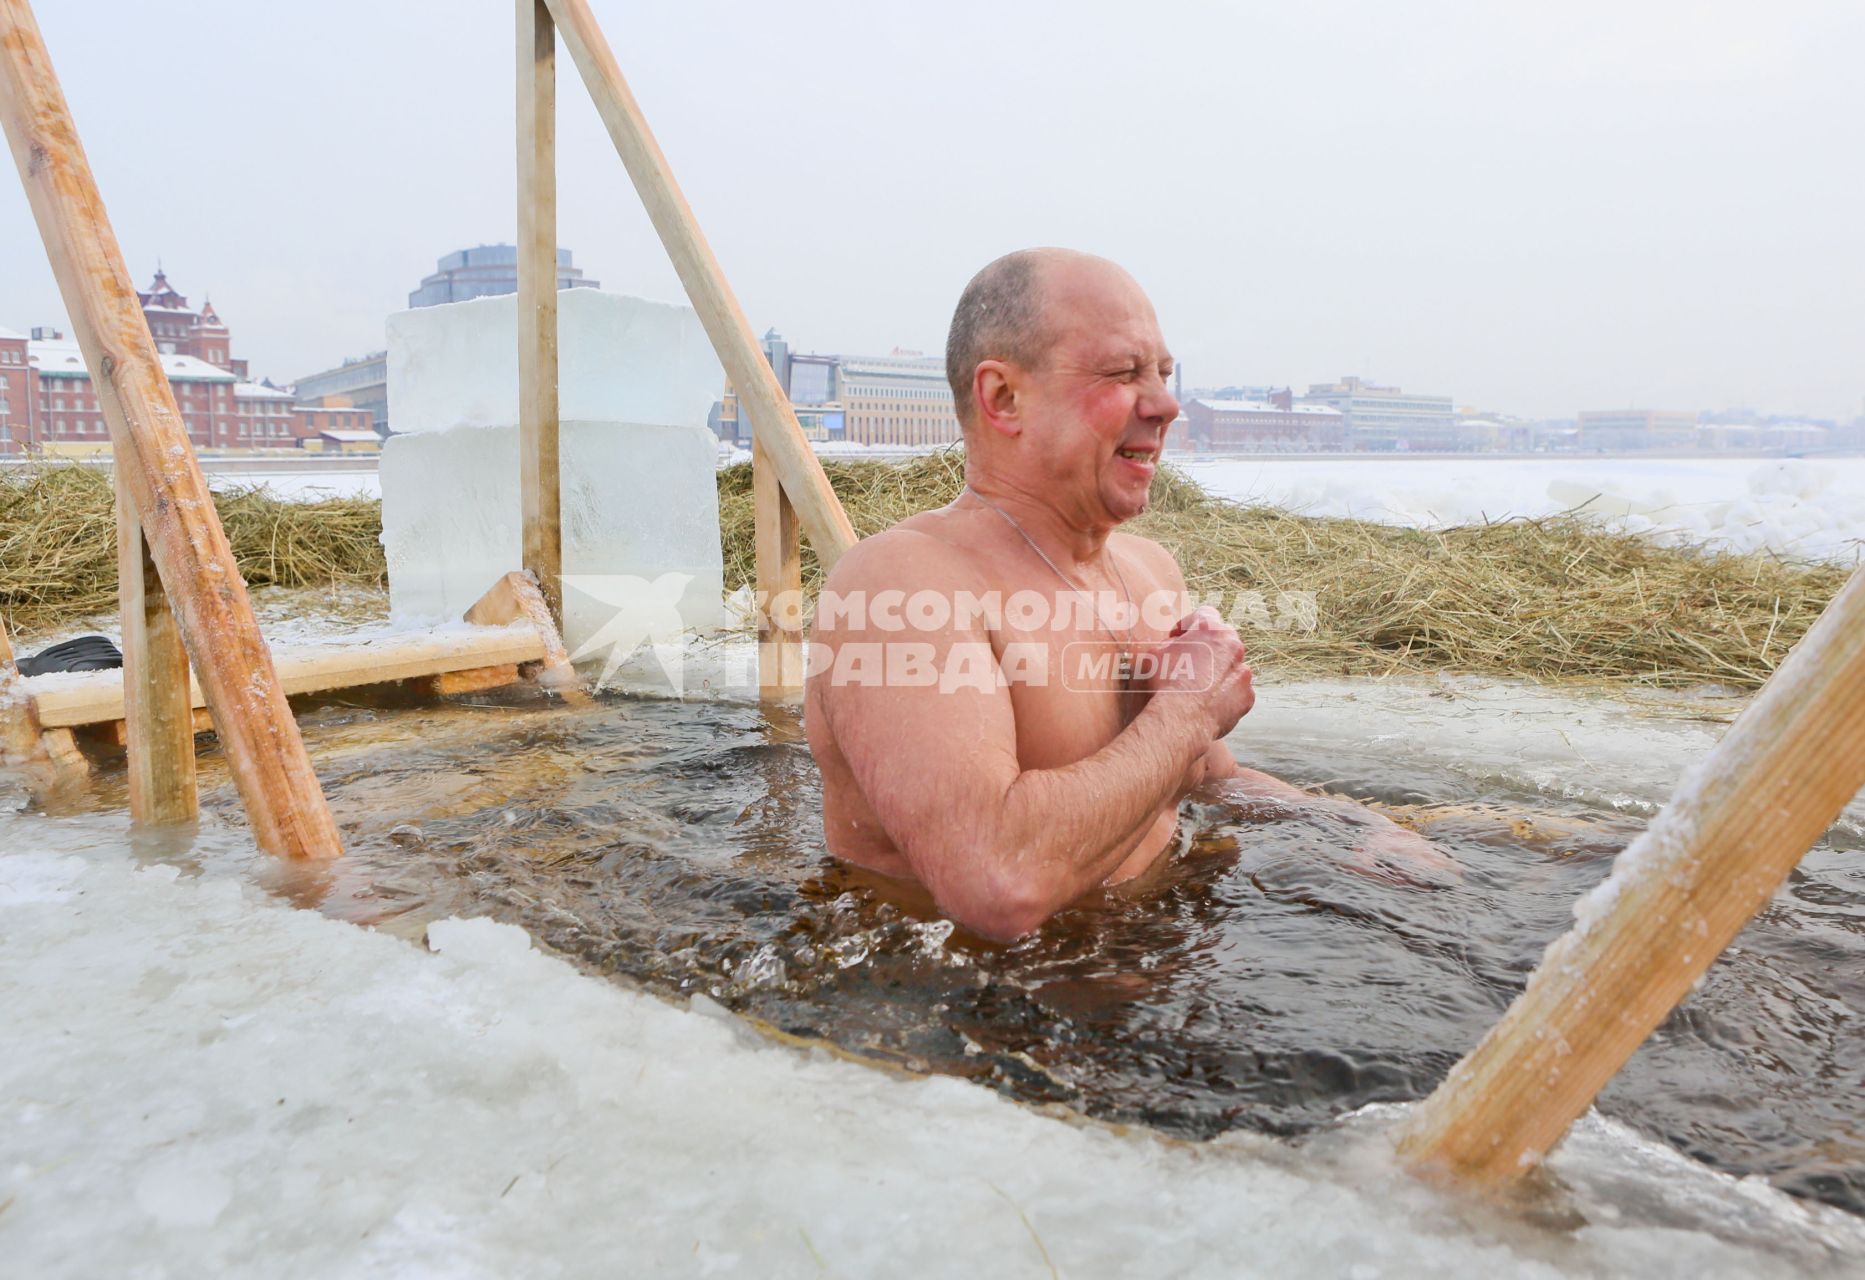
[{"x1": 1182, "y1": 454, "x2": 1865, "y2": 562}]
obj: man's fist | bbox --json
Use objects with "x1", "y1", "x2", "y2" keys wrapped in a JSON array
[{"x1": 1142, "y1": 607, "x2": 1256, "y2": 740}]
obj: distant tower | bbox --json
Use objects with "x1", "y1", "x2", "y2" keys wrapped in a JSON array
[
  {"x1": 193, "y1": 296, "x2": 231, "y2": 369},
  {"x1": 762, "y1": 327, "x2": 792, "y2": 397}
]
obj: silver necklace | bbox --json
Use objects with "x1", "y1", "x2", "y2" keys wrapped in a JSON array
[{"x1": 962, "y1": 486, "x2": 1139, "y2": 663}]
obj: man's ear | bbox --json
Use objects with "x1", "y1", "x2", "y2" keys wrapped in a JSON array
[{"x1": 972, "y1": 360, "x2": 1022, "y2": 438}]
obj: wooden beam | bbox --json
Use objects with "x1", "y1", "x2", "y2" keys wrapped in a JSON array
[
  {"x1": 25, "y1": 625, "x2": 551, "y2": 730},
  {"x1": 0, "y1": 0, "x2": 341, "y2": 859},
  {"x1": 753, "y1": 433, "x2": 803, "y2": 697},
  {"x1": 116, "y1": 472, "x2": 196, "y2": 824},
  {"x1": 86, "y1": 707, "x2": 217, "y2": 751},
  {"x1": 413, "y1": 663, "x2": 523, "y2": 697},
  {"x1": 517, "y1": 0, "x2": 563, "y2": 623},
  {"x1": 541, "y1": 0, "x2": 857, "y2": 569},
  {"x1": 1394, "y1": 567, "x2": 1865, "y2": 1186}
]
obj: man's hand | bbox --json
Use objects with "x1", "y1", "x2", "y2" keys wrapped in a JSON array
[
  {"x1": 1345, "y1": 821, "x2": 1462, "y2": 887},
  {"x1": 1143, "y1": 607, "x2": 1256, "y2": 740}
]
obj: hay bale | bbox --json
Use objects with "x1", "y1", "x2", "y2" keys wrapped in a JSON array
[
  {"x1": 0, "y1": 464, "x2": 386, "y2": 633},
  {"x1": 718, "y1": 450, "x2": 1848, "y2": 690}
]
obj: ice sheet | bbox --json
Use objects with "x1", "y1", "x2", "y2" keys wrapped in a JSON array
[{"x1": 5, "y1": 826, "x2": 1862, "y2": 1278}]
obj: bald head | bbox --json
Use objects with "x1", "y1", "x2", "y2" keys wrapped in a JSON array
[{"x1": 945, "y1": 248, "x2": 1127, "y2": 428}]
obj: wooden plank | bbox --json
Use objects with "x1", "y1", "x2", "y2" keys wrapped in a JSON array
[
  {"x1": 541, "y1": 0, "x2": 857, "y2": 569},
  {"x1": 116, "y1": 472, "x2": 196, "y2": 824},
  {"x1": 0, "y1": 0, "x2": 341, "y2": 859},
  {"x1": 463, "y1": 569, "x2": 585, "y2": 699},
  {"x1": 1394, "y1": 567, "x2": 1865, "y2": 1187},
  {"x1": 753, "y1": 432, "x2": 803, "y2": 697},
  {"x1": 414, "y1": 663, "x2": 523, "y2": 697},
  {"x1": 517, "y1": 0, "x2": 563, "y2": 623},
  {"x1": 26, "y1": 626, "x2": 550, "y2": 729}
]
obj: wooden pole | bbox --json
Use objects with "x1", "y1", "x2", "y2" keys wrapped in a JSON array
[
  {"x1": 753, "y1": 434, "x2": 803, "y2": 697},
  {"x1": 0, "y1": 0, "x2": 341, "y2": 859},
  {"x1": 517, "y1": 0, "x2": 563, "y2": 624},
  {"x1": 541, "y1": 0, "x2": 857, "y2": 570},
  {"x1": 116, "y1": 474, "x2": 197, "y2": 823},
  {"x1": 1395, "y1": 567, "x2": 1865, "y2": 1186}
]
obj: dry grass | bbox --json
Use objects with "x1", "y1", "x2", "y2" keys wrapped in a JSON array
[
  {"x1": 720, "y1": 451, "x2": 1850, "y2": 690},
  {"x1": 5, "y1": 456, "x2": 1849, "y2": 689},
  {"x1": 0, "y1": 464, "x2": 386, "y2": 632}
]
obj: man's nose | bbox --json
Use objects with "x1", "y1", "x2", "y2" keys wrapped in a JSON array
[{"x1": 1139, "y1": 375, "x2": 1179, "y2": 426}]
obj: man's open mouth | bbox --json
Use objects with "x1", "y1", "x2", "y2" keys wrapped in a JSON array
[{"x1": 1116, "y1": 447, "x2": 1155, "y2": 461}]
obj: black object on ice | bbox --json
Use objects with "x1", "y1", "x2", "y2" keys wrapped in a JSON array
[{"x1": 16, "y1": 635, "x2": 124, "y2": 677}]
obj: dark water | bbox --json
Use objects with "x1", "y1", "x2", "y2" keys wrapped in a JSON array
[{"x1": 174, "y1": 684, "x2": 1865, "y2": 1216}]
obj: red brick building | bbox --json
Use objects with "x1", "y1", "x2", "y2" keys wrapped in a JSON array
[
  {"x1": 2, "y1": 269, "x2": 373, "y2": 456},
  {"x1": 1185, "y1": 392, "x2": 1346, "y2": 452}
]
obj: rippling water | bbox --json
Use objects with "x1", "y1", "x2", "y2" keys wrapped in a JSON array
[{"x1": 64, "y1": 678, "x2": 1865, "y2": 1217}]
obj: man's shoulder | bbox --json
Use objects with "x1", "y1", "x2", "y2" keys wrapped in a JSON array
[
  {"x1": 821, "y1": 517, "x2": 983, "y2": 596},
  {"x1": 1109, "y1": 529, "x2": 1183, "y2": 582}
]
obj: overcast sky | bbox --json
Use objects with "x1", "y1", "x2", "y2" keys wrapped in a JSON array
[{"x1": 4, "y1": 0, "x2": 1861, "y2": 421}]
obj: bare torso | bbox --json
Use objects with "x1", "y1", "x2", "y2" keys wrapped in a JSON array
[{"x1": 806, "y1": 504, "x2": 1205, "y2": 889}]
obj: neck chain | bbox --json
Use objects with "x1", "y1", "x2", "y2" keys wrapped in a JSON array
[{"x1": 962, "y1": 486, "x2": 1138, "y2": 660}]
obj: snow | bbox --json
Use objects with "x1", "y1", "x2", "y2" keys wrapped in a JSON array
[
  {"x1": 1190, "y1": 398, "x2": 1343, "y2": 416},
  {"x1": 6, "y1": 821, "x2": 1864, "y2": 1278},
  {"x1": 1183, "y1": 455, "x2": 1865, "y2": 562},
  {"x1": 196, "y1": 466, "x2": 382, "y2": 501},
  {"x1": 29, "y1": 338, "x2": 234, "y2": 383},
  {"x1": 233, "y1": 381, "x2": 295, "y2": 400}
]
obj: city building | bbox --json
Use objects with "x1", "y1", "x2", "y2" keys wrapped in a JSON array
[
  {"x1": 1575, "y1": 409, "x2": 1699, "y2": 452},
  {"x1": 0, "y1": 326, "x2": 30, "y2": 456},
  {"x1": 716, "y1": 331, "x2": 960, "y2": 448},
  {"x1": 407, "y1": 244, "x2": 598, "y2": 308},
  {"x1": 294, "y1": 350, "x2": 389, "y2": 435},
  {"x1": 5, "y1": 268, "x2": 373, "y2": 455},
  {"x1": 1185, "y1": 392, "x2": 1346, "y2": 452},
  {"x1": 1696, "y1": 420, "x2": 1832, "y2": 453},
  {"x1": 836, "y1": 350, "x2": 960, "y2": 446},
  {"x1": 1300, "y1": 376, "x2": 1457, "y2": 451}
]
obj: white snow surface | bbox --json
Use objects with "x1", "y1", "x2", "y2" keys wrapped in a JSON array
[
  {"x1": 6, "y1": 815, "x2": 1865, "y2": 1277},
  {"x1": 1183, "y1": 455, "x2": 1865, "y2": 562}
]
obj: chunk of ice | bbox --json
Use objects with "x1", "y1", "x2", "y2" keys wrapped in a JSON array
[
  {"x1": 386, "y1": 289, "x2": 722, "y2": 436},
  {"x1": 379, "y1": 421, "x2": 727, "y2": 654}
]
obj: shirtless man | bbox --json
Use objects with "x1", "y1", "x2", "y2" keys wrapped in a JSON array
[{"x1": 805, "y1": 249, "x2": 1445, "y2": 941}]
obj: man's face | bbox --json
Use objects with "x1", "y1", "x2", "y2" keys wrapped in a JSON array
[{"x1": 1017, "y1": 261, "x2": 1179, "y2": 526}]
